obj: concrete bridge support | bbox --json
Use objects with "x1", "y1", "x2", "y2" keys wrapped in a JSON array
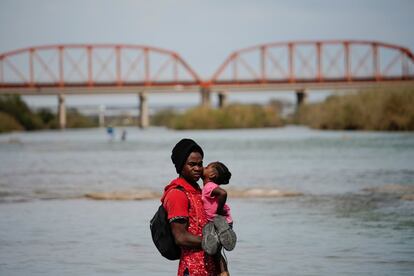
[
  {"x1": 295, "y1": 89, "x2": 307, "y2": 111},
  {"x1": 200, "y1": 87, "x2": 211, "y2": 108},
  {"x1": 58, "y1": 94, "x2": 66, "y2": 129},
  {"x1": 218, "y1": 91, "x2": 228, "y2": 108},
  {"x1": 99, "y1": 105, "x2": 106, "y2": 127},
  {"x1": 138, "y1": 92, "x2": 149, "y2": 128}
]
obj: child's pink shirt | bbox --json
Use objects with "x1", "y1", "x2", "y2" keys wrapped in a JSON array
[{"x1": 202, "y1": 181, "x2": 233, "y2": 223}]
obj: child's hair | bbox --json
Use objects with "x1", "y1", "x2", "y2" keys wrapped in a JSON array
[{"x1": 210, "y1": 161, "x2": 232, "y2": 185}]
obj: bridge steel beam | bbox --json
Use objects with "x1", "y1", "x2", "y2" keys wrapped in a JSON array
[
  {"x1": 138, "y1": 92, "x2": 149, "y2": 128},
  {"x1": 0, "y1": 80, "x2": 413, "y2": 95},
  {"x1": 208, "y1": 80, "x2": 414, "y2": 93},
  {"x1": 58, "y1": 94, "x2": 66, "y2": 129}
]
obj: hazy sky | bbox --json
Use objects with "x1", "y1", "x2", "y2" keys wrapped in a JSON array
[{"x1": 1, "y1": 0, "x2": 413, "y2": 107}]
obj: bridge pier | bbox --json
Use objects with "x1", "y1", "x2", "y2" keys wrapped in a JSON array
[
  {"x1": 295, "y1": 89, "x2": 307, "y2": 111},
  {"x1": 58, "y1": 94, "x2": 66, "y2": 129},
  {"x1": 218, "y1": 91, "x2": 228, "y2": 108},
  {"x1": 99, "y1": 105, "x2": 106, "y2": 127},
  {"x1": 138, "y1": 92, "x2": 149, "y2": 128},
  {"x1": 200, "y1": 87, "x2": 211, "y2": 108}
]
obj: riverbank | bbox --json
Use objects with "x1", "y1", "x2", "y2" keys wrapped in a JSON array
[
  {"x1": 0, "y1": 95, "x2": 97, "y2": 133},
  {"x1": 297, "y1": 86, "x2": 414, "y2": 131},
  {"x1": 2, "y1": 86, "x2": 414, "y2": 133},
  {"x1": 151, "y1": 101, "x2": 284, "y2": 129},
  {"x1": 151, "y1": 87, "x2": 414, "y2": 131}
]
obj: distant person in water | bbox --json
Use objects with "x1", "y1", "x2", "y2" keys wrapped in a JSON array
[
  {"x1": 121, "y1": 129, "x2": 127, "y2": 141},
  {"x1": 201, "y1": 161, "x2": 236, "y2": 276},
  {"x1": 106, "y1": 126, "x2": 115, "y2": 141}
]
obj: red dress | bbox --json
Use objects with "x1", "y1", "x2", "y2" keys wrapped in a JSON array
[{"x1": 162, "y1": 177, "x2": 216, "y2": 276}]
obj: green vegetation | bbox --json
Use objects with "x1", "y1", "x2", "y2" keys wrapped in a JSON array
[
  {"x1": 37, "y1": 108, "x2": 57, "y2": 128},
  {"x1": 0, "y1": 111, "x2": 24, "y2": 133},
  {"x1": 151, "y1": 109, "x2": 178, "y2": 127},
  {"x1": 0, "y1": 95, "x2": 43, "y2": 131},
  {"x1": 2, "y1": 87, "x2": 412, "y2": 133},
  {"x1": 152, "y1": 102, "x2": 284, "y2": 129},
  {"x1": 297, "y1": 87, "x2": 414, "y2": 131},
  {"x1": 0, "y1": 95, "x2": 97, "y2": 133},
  {"x1": 61, "y1": 108, "x2": 97, "y2": 129}
]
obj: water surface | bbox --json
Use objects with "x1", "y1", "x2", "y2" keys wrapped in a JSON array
[{"x1": 0, "y1": 126, "x2": 413, "y2": 275}]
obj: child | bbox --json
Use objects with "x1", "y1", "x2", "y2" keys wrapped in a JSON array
[{"x1": 201, "y1": 161, "x2": 237, "y2": 276}]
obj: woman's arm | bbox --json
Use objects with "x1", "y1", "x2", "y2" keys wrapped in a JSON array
[
  {"x1": 211, "y1": 187, "x2": 227, "y2": 216},
  {"x1": 170, "y1": 220, "x2": 202, "y2": 248}
]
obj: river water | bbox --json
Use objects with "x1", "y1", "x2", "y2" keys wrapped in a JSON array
[{"x1": 0, "y1": 126, "x2": 413, "y2": 275}]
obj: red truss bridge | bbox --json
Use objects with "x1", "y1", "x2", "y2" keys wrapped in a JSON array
[
  {"x1": 0, "y1": 41, "x2": 413, "y2": 128},
  {"x1": 0, "y1": 44, "x2": 201, "y2": 93},
  {"x1": 208, "y1": 40, "x2": 414, "y2": 91},
  {"x1": 0, "y1": 41, "x2": 413, "y2": 94}
]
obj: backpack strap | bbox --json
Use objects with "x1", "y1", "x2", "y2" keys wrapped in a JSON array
[
  {"x1": 167, "y1": 186, "x2": 190, "y2": 223},
  {"x1": 176, "y1": 186, "x2": 184, "y2": 192}
]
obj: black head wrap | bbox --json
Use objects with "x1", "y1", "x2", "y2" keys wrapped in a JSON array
[{"x1": 171, "y1": 138, "x2": 204, "y2": 174}]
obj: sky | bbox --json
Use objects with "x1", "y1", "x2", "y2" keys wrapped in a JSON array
[{"x1": 1, "y1": 0, "x2": 414, "y2": 109}]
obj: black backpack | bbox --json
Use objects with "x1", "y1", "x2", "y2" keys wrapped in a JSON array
[{"x1": 150, "y1": 187, "x2": 186, "y2": 260}]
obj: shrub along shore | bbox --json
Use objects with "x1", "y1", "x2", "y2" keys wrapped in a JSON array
[
  {"x1": 0, "y1": 95, "x2": 97, "y2": 133},
  {"x1": 151, "y1": 86, "x2": 414, "y2": 131},
  {"x1": 296, "y1": 86, "x2": 414, "y2": 131},
  {"x1": 1, "y1": 87, "x2": 413, "y2": 133},
  {"x1": 151, "y1": 101, "x2": 284, "y2": 129}
]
